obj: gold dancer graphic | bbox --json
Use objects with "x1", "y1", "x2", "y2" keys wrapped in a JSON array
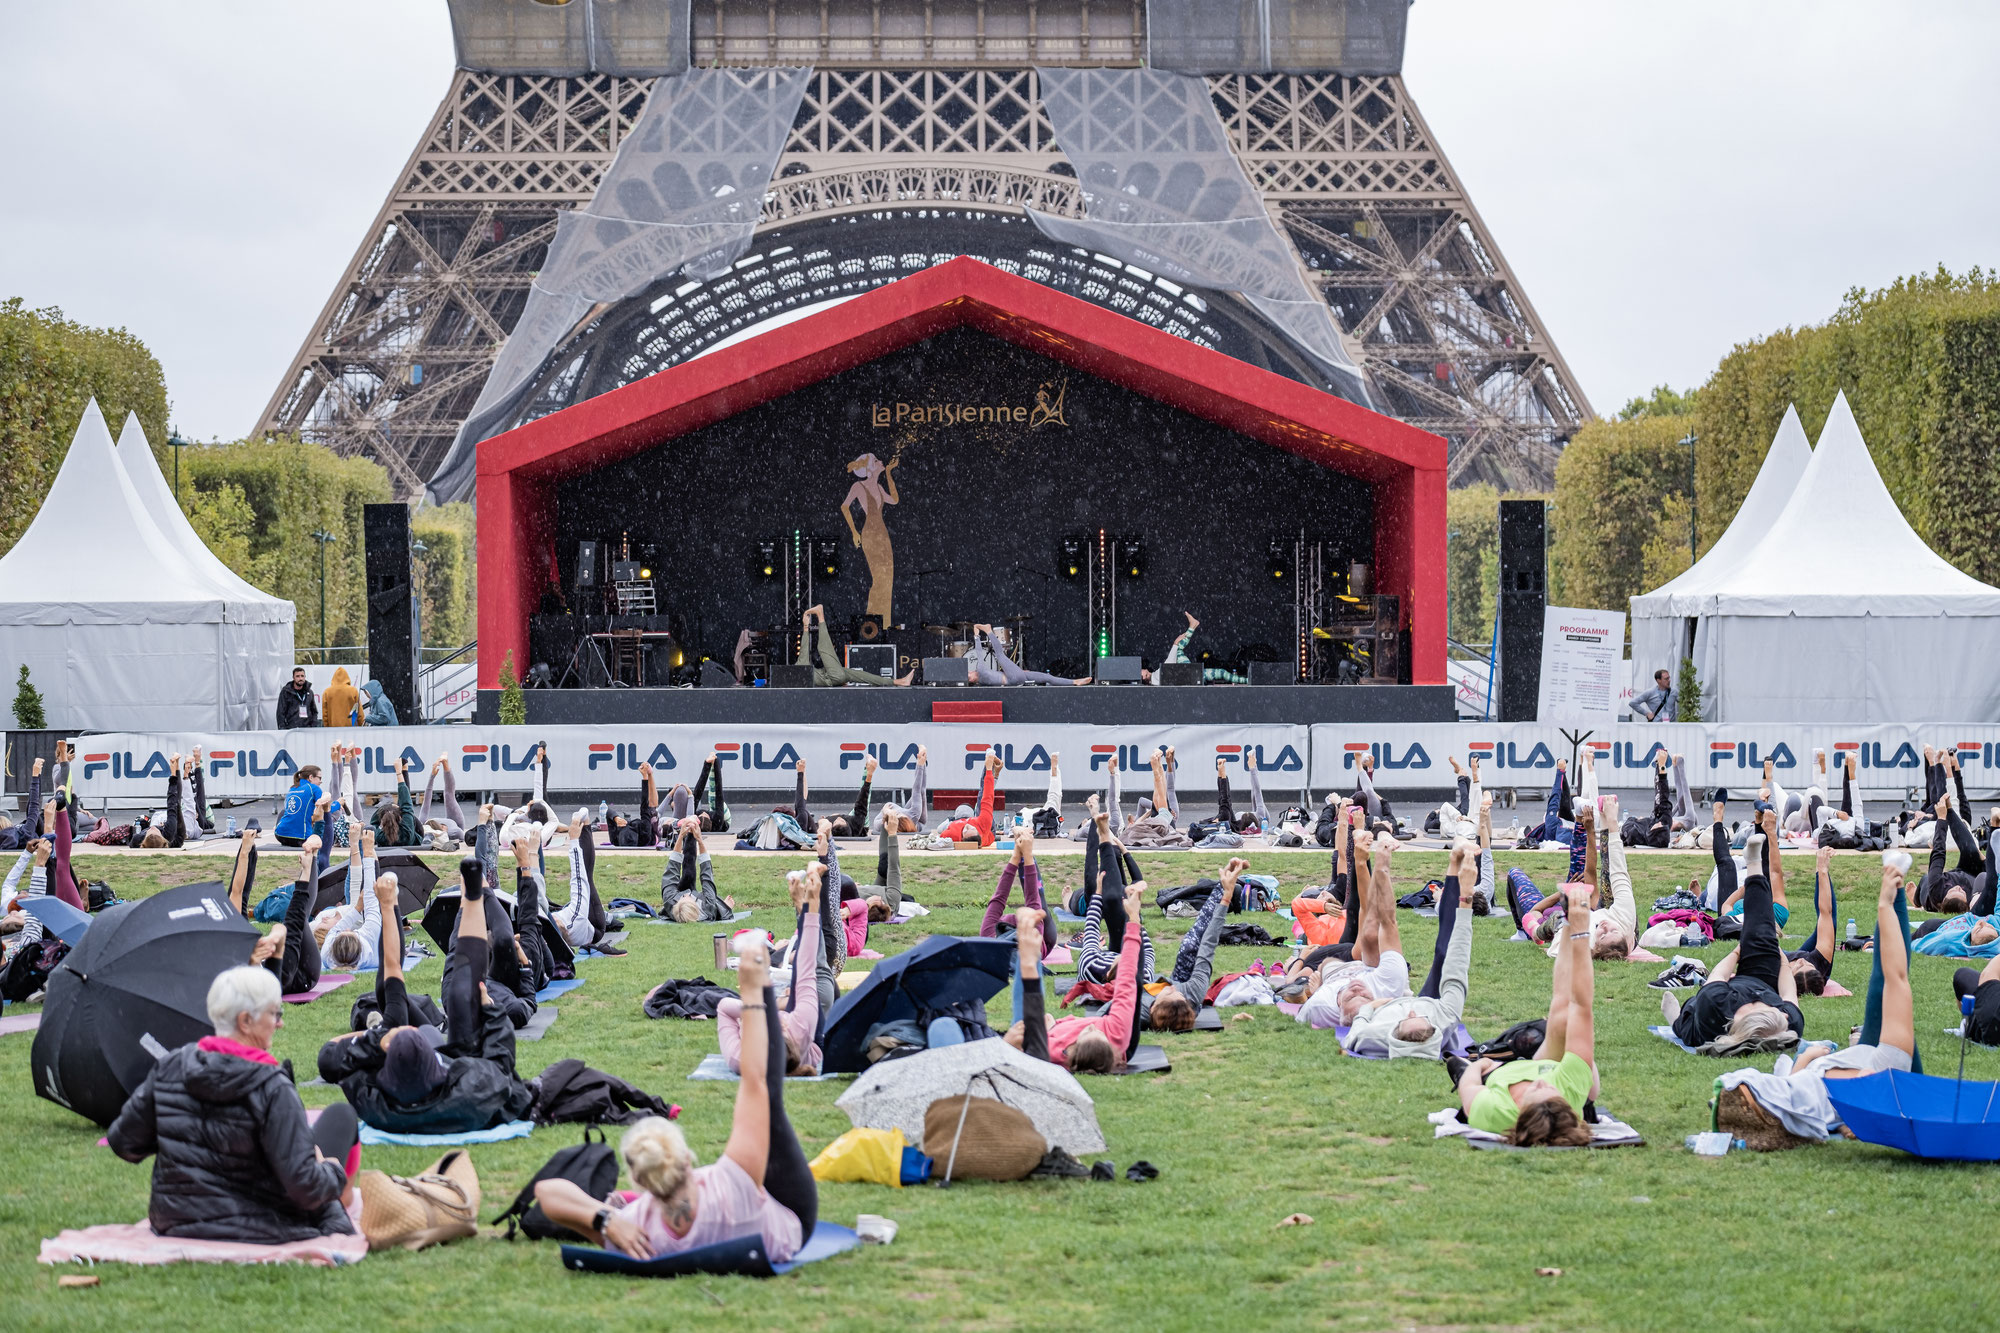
[{"x1": 842, "y1": 452, "x2": 901, "y2": 619}]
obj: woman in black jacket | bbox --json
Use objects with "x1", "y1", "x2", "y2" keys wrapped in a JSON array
[{"x1": 107, "y1": 965, "x2": 359, "y2": 1243}]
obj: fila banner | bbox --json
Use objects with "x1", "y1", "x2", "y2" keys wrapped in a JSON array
[{"x1": 68, "y1": 724, "x2": 1310, "y2": 802}]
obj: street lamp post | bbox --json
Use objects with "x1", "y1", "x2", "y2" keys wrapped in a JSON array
[
  {"x1": 1682, "y1": 430, "x2": 1698, "y2": 566},
  {"x1": 311, "y1": 529, "x2": 336, "y2": 663},
  {"x1": 165, "y1": 431, "x2": 192, "y2": 505}
]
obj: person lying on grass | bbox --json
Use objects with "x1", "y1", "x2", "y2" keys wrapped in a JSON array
[
  {"x1": 1127, "y1": 856, "x2": 1249, "y2": 1032},
  {"x1": 536, "y1": 933, "x2": 816, "y2": 1262},
  {"x1": 1297, "y1": 828, "x2": 1411, "y2": 1029},
  {"x1": 1458, "y1": 880, "x2": 1598, "y2": 1146},
  {"x1": 1005, "y1": 881, "x2": 1146, "y2": 1074},
  {"x1": 1340, "y1": 834, "x2": 1476, "y2": 1060},
  {"x1": 1714, "y1": 854, "x2": 1920, "y2": 1150},
  {"x1": 715, "y1": 866, "x2": 824, "y2": 1076},
  {"x1": 1661, "y1": 803, "x2": 1804, "y2": 1055}
]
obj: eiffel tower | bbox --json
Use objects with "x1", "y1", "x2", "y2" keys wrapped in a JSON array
[{"x1": 258, "y1": 2, "x2": 1589, "y2": 498}]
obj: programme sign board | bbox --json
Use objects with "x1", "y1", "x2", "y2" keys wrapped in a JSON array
[{"x1": 1536, "y1": 607, "x2": 1625, "y2": 723}]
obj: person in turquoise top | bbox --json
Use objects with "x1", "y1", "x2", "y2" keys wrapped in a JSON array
[{"x1": 1459, "y1": 878, "x2": 1598, "y2": 1145}]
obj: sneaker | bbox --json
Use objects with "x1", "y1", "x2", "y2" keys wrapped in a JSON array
[
  {"x1": 1028, "y1": 1146, "x2": 1091, "y2": 1179},
  {"x1": 1089, "y1": 1160, "x2": 1116, "y2": 1182}
]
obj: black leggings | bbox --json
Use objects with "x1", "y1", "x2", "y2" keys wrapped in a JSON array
[
  {"x1": 1301, "y1": 940, "x2": 1355, "y2": 969},
  {"x1": 578, "y1": 826, "x2": 607, "y2": 940},
  {"x1": 827, "y1": 778, "x2": 872, "y2": 838},
  {"x1": 1737, "y1": 870, "x2": 1783, "y2": 991},
  {"x1": 441, "y1": 934, "x2": 487, "y2": 1054},
  {"x1": 754, "y1": 984, "x2": 818, "y2": 1239},
  {"x1": 310, "y1": 1099, "x2": 359, "y2": 1171},
  {"x1": 699, "y1": 758, "x2": 729, "y2": 833},
  {"x1": 1417, "y1": 862, "x2": 1461, "y2": 1000},
  {"x1": 164, "y1": 774, "x2": 187, "y2": 848},
  {"x1": 266, "y1": 875, "x2": 323, "y2": 996}
]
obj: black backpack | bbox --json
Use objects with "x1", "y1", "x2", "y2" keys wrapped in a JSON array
[
  {"x1": 2, "y1": 937, "x2": 69, "y2": 1002},
  {"x1": 531, "y1": 1057, "x2": 678, "y2": 1127},
  {"x1": 1032, "y1": 808, "x2": 1062, "y2": 838},
  {"x1": 491, "y1": 1126, "x2": 619, "y2": 1239}
]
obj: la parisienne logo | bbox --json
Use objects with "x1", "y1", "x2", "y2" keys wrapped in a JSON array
[{"x1": 873, "y1": 378, "x2": 1068, "y2": 429}]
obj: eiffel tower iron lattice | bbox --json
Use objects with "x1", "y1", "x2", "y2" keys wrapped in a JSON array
[{"x1": 258, "y1": 16, "x2": 1588, "y2": 497}]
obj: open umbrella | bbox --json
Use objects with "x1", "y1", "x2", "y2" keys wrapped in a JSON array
[
  {"x1": 21, "y1": 895, "x2": 92, "y2": 947},
  {"x1": 1826, "y1": 1071, "x2": 2000, "y2": 1161},
  {"x1": 820, "y1": 936, "x2": 1013, "y2": 1074},
  {"x1": 836, "y1": 1036, "x2": 1105, "y2": 1154},
  {"x1": 421, "y1": 890, "x2": 575, "y2": 971},
  {"x1": 31, "y1": 883, "x2": 259, "y2": 1126},
  {"x1": 313, "y1": 850, "x2": 437, "y2": 918}
]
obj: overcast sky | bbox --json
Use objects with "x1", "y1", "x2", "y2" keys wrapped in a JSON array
[{"x1": 3, "y1": 1, "x2": 1994, "y2": 439}]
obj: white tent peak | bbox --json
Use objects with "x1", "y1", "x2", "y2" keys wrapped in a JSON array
[
  {"x1": 113, "y1": 412, "x2": 288, "y2": 613},
  {"x1": 1640, "y1": 403, "x2": 1810, "y2": 604}
]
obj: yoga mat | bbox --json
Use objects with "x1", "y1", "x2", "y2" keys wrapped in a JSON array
[
  {"x1": 1276, "y1": 1001, "x2": 1302, "y2": 1016},
  {"x1": 282, "y1": 974, "x2": 354, "y2": 1005},
  {"x1": 1430, "y1": 1107, "x2": 1644, "y2": 1150},
  {"x1": 0, "y1": 1011, "x2": 42, "y2": 1037},
  {"x1": 1110, "y1": 1044, "x2": 1171, "y2": 1075},
  {"x1": 358, "y1": 1118, "x2": 535, "y2": 1148},
  {"x1": 686, "y1": 1052, "x2": 847, "y2": 1083},
  {"x1": 519, "y1": 1005, "x2": 560, "y2": 1042},
  {"x1": 576, "y1": 931, "x2": 630, "y2": 958},
  {"x1": 1190, "y1": 1006, "x2": 1224, "y2": 1033},
  {"x1": 561, "y1": 1221, "x2": 861, "y2": 1279},
  {"x1": 1647, "y1": 1024, "x2": 1701, "y2": 1054},
  {"x1": 1336, "y1": 1022, "x2": 1472, "y2": 1061},
  {"x1": 1055, "y1": 908, "x2": 1087, "y2": 926},
  {"x1": 536, "y1": 977, "x2": 586, "y2": 1003},
  {"x1": 355, "y1": 948, "x2": 428, "y2": 973},
  {"x1": 634, "y1": 909, "x2": 755, "y2": 926}
]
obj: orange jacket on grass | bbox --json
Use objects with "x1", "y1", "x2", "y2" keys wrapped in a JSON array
[{"x1": 1291, "y1": 893, "x2": 1345, "y2": 947}]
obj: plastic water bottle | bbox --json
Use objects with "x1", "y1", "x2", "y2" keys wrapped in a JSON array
[
  {"x1": 598, "y1": 800, "x2": 609, "y2": 827},
  {"x1": 1846, "y1": 918, "x2": 1857, "y2": 941},
  {"x1": 225, "y1": 815, "x2": 237, "y2": 836}
]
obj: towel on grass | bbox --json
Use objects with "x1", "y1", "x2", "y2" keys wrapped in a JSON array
[
  {"x1": 40, "y1": 1223, "x2": 369, "y2": 1268},
  {"x1": 1427, "y1": 1106, "x2": 1644, "y2": 1149},
  {"x1": 358, "y1": 1119, "x2": 535, "y2": 1148},
  {"x1": 282, "y1": 974, "x2": 354, "y2": 1004}
]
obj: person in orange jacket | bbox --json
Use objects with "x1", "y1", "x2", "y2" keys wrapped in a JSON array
[
  {"x1": 1291, "y1": 799, "x2": 1356, "y2": 948},
  {"x1": 321, "y1": 667, "x2": 365, "y2": 729}
]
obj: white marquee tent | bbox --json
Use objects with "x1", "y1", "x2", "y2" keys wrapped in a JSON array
[
  {"x1": 1629, "y1": 404, "x2": 1811, "y2": 695},
  {"x1": 1629, "y1": 392, "x2": 2000, "y2": 723},
  {"x1": 0, "y1": 401, "x2": 294, "y2": 731}
]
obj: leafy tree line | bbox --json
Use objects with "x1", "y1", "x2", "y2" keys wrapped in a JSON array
[{"x1": 1, "y1": 299, "x2": 475, "y2": 654}]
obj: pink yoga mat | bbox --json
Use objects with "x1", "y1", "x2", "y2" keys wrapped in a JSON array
[
  {"x1": 0, "y1": 1011, "x2": 42, "y2": 1037},
  {"x1": 282, "y1": 974, "x2": 355, "y2": 1004}
]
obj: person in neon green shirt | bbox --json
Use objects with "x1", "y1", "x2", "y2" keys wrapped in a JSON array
[{"x1": 1459, "y1": 878, "x2": 1599, "y2": 1145}]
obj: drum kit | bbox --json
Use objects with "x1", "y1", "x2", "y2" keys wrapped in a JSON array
[{"x1": 922, "y1": 614, "x2": 1033, "y2": 660}]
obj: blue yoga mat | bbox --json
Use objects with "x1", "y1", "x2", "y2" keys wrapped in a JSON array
[
  {"x1": 536, "y1": 977, "x2": 586, "y2": 1003},
  {"x1": 561, "y1": 1222, "x2": 861, "y2": 1279},
  {"x1": 359, "y1": 1118, "x2": 535, "y2": 1147},
  {"x1": 1647, "y1": 1024, "x2": 1700, "y2": 1054}
]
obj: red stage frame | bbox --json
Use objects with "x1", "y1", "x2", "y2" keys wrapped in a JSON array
[{"x1": 477, "y1": 257, "x2": 1447, "y2": 688}]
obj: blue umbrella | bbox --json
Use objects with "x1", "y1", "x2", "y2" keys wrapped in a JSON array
[
  {"x1": 1826, "y1": 1070, "x2": 2000, "y2": 1161},
  {"x1": 22, "y1": 895, "x2": 92, "y2": 947},
  {"x1": 820, "y1": 936, "x2": 1014, "y2": 1074}
]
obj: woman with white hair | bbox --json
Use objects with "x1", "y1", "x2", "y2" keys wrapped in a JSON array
[
  {"x1": 1662, "y1": 802, "x2": 1805, "y2": 1053},
  {"x1": 107, "y1": 964, "x2": 359, "y2": 1242},
  {"x1": 534, "y1": 933, "x2": 816, "y2": 1260}
]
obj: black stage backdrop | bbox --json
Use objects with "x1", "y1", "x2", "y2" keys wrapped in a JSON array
[{"x1": 553, "y1": 327, "x2": 1372, "y2": 674}]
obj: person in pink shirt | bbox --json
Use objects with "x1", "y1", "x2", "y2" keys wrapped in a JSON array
[
  {"x1": 1004, "y1": 875, "x2": 1147, "y2": 1074},
  {"x1": 718, "y1": 865, "x2": 825, "y2": 1075},
  {"x1": 535, "y1": 934, "x2": 816, "y2": 1262},
  {"x1": 979, "y1": 829, "x2": 1057, "y2": 957}
]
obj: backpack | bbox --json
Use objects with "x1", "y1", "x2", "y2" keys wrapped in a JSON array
[
  {"x1": 85, "y1": 881, "x2": 119, "y2": 912},
  {"x1": 1032, "y1": 808, "x2": 1062, "y2": 838},
  {"x1": 2, "y1": 937, "x2": 70, "y2": 1002},
  {"x1": 254, "y1": 885, "x2": 295, "y2": 923},
  {"x1": 490, "y1": 1126, "x2": 620, "y2": 1240},
  {"x1": 531, "y1": 1057, "x2": 678, "y2": 1127}
]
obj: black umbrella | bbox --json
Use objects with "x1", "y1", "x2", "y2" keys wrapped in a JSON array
[
  {"x1": 420, "y1": 890, "x2": 575, "y2": 972},
  {"x1": 312, "y1": 850, "x2": 437, "y2": 918},
  {"x1": 32, "y1": 883, "x2": 259, "y2": 1126},
  {"x1": 820, "y1": 936, "x2": 1014, "y2": 1074}
]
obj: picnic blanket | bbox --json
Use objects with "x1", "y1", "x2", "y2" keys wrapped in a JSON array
[
  {"x1": 358, "y1": 1119, "x2": 535, "y2": 1148},
  {"x1": 282, "y1": 974, "x2": 354, "y2": 1005},
  {"x1": 40, "y1": 1221, "x2": 369, "y2": 1267},
  {"x1": 1427, "y1": 1106, "x2": 1644, "y2": 1149}
]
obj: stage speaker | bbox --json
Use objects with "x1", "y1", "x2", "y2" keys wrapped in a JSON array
[
  {"x1": 1248, "y1": 660, "x2": 1297, "y2": 686},
  {"x1": 922, "y1": 657, "x2": 971, "y2": 685},
  {"x1": 363, "y1": 503, "x2": 422, "y2": 724},
  {"x1": 575, "y1": 540, "x2": 599, "y2": 589},
  {"x1": 699, "y1": 660, "x2": 738, "y2": 688},
  {"x1": 1370, "y1": 632, "x2": 1403, "y2": 683},
  {"x1": 1158, "y1": 662, "x2": 1201, "y2": 687},
  {"x1": 1498, "y1": 499, "x2": 1547, "y2": 721},
  {"x1": 852, "y1": 614, "x2": 885, "y2": 642},
  {"x1": 768, "y1": 664, "x2": 815, "y2": 688},
  {"x1": 1094, "y1": 656, "x2": 1142, "y2": 684},
  {"x1": 845, "y1": 643, "x2": 897, "y2": 680}
]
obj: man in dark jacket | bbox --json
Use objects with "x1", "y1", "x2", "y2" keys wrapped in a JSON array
[
  {"x1": 108, "y1": 965, "x2": 355, "y2": 1243},
  {"x1": 276, "y1": 667, "x2": 319, "y2": 729}
]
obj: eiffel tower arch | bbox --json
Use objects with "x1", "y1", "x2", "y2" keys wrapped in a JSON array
[{"x1": 257, "y1": 2, "x2": 1589, "y2": 498}]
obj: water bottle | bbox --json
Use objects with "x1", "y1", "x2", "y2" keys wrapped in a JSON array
[
  {"x1": 598, "y1": 800, "x2": 609, "y2": 827},
  {"x1": 1845, "y1": 918, "x2": 1857, "y2": 941},
  {"x1": 225, "y1": 815, "x2": 237, "y2": 836}
]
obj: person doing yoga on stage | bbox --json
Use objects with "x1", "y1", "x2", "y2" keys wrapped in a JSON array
[
  {"x1": 966, "y1": 623, "x2": 1090, "y2": 686},
  {"x1": 535, "y1": 933, "x2": 816, "y2": 1262},
  {"x1": 797, "y1": 605, "x2": 914, "y2": 686}
]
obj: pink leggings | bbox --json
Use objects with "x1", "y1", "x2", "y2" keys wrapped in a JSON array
[{"x1": 719, "y1": 911, "x2": 823, "y2": 1074}]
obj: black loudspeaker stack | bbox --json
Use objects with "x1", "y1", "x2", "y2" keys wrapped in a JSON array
[
  {"x1": 1497, "y1": 499, "x2": 1546, "y2": 721},
  {"x1": 363, "y1": 503, "x2": 422, "y2": 724}
]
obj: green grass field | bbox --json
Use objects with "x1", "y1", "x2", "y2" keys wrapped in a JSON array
[{"x1": 4, "y1": 844, "x2": 1994, "y2": 1332}]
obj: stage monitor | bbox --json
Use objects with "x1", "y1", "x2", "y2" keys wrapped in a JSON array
[
  {"x1": 768, "y1": 664, "x2": 815, "y2": 688},
  {"x1": 922, "y1": 657, "x2": 971, "y2": 685},
  {"x1": 1094, "y1": 656, "x2": 1142, "y2": 684},
  {"x1": 1158, "y1": 662, "x2": 1201, "y2": 687},
  {"x1": 699, "y1": 661, "x2": 738, "y2": 688},
  {"x1": 1248, "y1": 660, "x2": 1297, "y2": 686},
  {"x1": 845, "y1": 643, "x2": 897, "y2": 680}
]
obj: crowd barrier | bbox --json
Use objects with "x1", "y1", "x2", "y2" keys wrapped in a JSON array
[{"x1": 62, "y1": 721, "x2": 1999, "y2": 803}]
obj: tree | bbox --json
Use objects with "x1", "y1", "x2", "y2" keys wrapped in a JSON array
[
  {"x1": 411, "y1": 503, "x2": 476, "y2": 649},
  {"x1": 1549, "y1": 414, "x2": 1694, "y2": 613},
  {"x1": 1675, "y1": 657, "x2": 1705, "y2": 722},
  {"x1": 1445, "y1": 483, "x2": 1502, "y2": 647},
  {"x1": 0, "y1": 299, "x2": 169, "y2": 558},
  {"x1": 498, "y1": 651, "x2": 526, "y2": 726},
  {"x1": 12, "y1": 664, "x2": 46, "y2": 730},
  {"x1": 1618, "y1": 384, "x2": 1699, "y2": 421}
]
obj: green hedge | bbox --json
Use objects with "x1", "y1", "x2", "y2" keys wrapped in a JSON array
[{"x1": 0, "y1": 299, "x2": 169, "y2": 558}]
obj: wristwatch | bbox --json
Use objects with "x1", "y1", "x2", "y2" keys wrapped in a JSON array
[{"x1": 593, "y1": 1207, "x2": 611, "y2": 1235}]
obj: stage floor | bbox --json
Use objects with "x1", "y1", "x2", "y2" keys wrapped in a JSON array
[{"x1": 475, "y1": 683, "x2": 1454, "y2": 726}]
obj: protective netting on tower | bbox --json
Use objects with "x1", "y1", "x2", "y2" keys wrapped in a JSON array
[
  {"x1": 1147, "y1": 0, "x2": 1409, "y2": 74},
  {"x1": 428, "y1": 64, "x2": 811, "y2": 504},
  {"x1": 1028, "y1": 66, "x2": 1371, "y2": 407},
  {"x1": 448, "y1": 0, "x2": 690, "y2": 76}
]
